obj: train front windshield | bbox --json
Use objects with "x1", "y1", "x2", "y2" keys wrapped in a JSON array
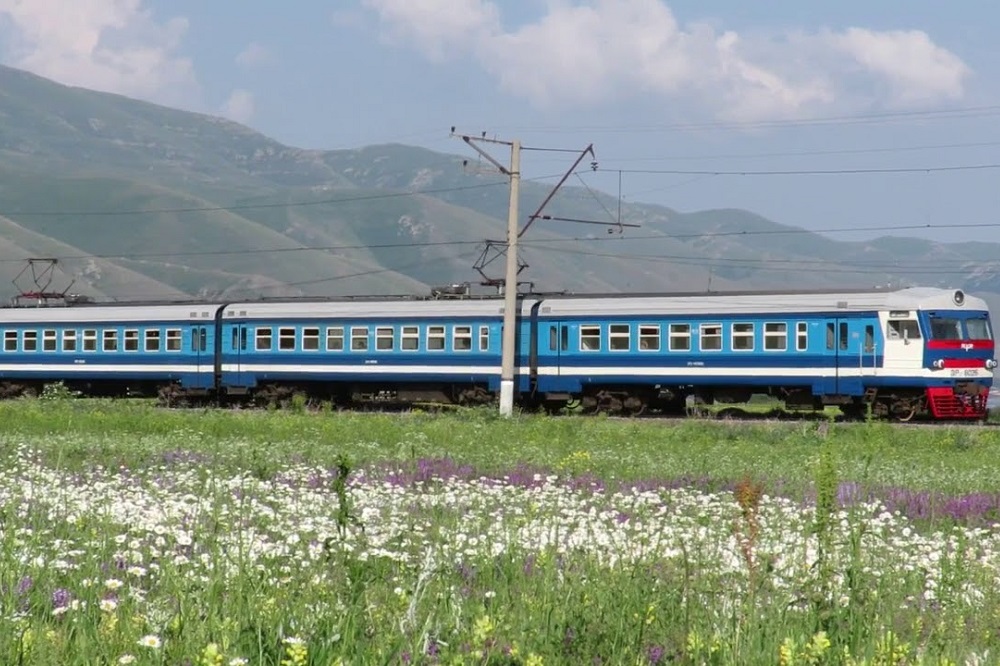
[
  {"x1": 966, "y1": 316, "x2": 993, "y2": 341},
  {"x1": 929, "y1": 315, "x2": 993, "y2": 341}
]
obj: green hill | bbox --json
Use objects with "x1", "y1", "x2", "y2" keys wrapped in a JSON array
[{"x1": 0, "y1": 63, "x2": 998, "y2": 313}]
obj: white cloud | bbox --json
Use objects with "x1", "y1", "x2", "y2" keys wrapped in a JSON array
[
  {"x1": 221, "y1": 89, "x2": 254, "y2": 124},
  {"x1": 363, "y1": 0, "x2": 499, "y2": 61},
  {"x1": 235, "y1": 42, "x2": 270, "y2": 67},
  {"x1": 0, "y1": 0, "x2": 197, "y2": 105},
  {"x1": 362, "y1": 0, "x2": 971, "y2": 120},
  {"x1": 830, "y1": 28, "x2": 968, "y2": 104}
]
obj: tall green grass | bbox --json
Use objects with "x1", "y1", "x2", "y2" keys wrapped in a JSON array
[{"x1": 2, "y1": 399, "x2": 1000, "y2": 663}]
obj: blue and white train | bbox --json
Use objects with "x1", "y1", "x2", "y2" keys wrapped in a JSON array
[{"x1": 0, "y1": 286, "x2": 993, "y2": 420}]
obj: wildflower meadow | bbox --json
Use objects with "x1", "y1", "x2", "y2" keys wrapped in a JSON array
[{"x1": 3, "y1": 398, "x2": 1000, "y2": 664}]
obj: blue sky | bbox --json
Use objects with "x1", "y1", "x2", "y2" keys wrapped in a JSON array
[{"x1": 0, "y1": 0, "x2": 998, "y2": 243}]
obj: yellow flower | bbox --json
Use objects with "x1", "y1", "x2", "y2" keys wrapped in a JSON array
[
  {"x1": 281, "y1": 637, "x2": 308, "y2": 666},
  {"x1": 199, "y1": 643, "x2": 223, "y2": 666},
  {"x1": 473, "y1": 615, "x2": 495, "y2": 645},
  {"x1": 778, "y1": 637, "x2": 796, "y2": 666}
]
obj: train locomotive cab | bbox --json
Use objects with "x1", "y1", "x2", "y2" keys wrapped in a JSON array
[{"x1": 919, "y1": 291, "x2": 995, "y2": 419}]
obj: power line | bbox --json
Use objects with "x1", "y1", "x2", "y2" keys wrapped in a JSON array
[
  {"x1": 520, "y1": 221, "x2": 1000, "y2": 245},
  {"x1": 608, "y1": 163, "x2": 1000, "y2": 177},
  {"x1": 0, "y1": 179, "x2": 530, "y2": 218},
  {"x1": 4, "y1": 220, "x2": 1000, "y2": 267},
  {"x1": 0, "y1": 238, "x2": 488, "y2": 264},
  {"x1": 501, "y1": 104, "x2": 1000, "y2": 134},
  {"x1": 253, "y1": 251, "x2": 484, "y2": 291},
  {"x1": 598, "y1": 139, "x2": 1000, "y2": 164},
  {"x1": 533, "y1": 246, "x2": 996, "y2": 276},
  {"x1": 0, "y1": 171, "x2": 575, "y2": 219}
]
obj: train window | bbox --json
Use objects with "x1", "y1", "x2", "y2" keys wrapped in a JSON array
[
  {"x1": 669, "y1": 324, "x2": 690, "y2": 351},
  {"x1": 302, "y1": 327, "x2": 320, "y2": 351},
  {"x1": 83, "y1": 330, "x2": 97, "y2": 352},
  {"x1": 427, "y1": 326, "x2": 445, "y2": 351},
  {"x1": 63, "y1": 330, "x2": 77, "y2": 352},
  {"x1": 326, "y1": 327, "x2": 344, "y2": 351},
  {"x1": 197, "y1": 328, "x2": 208, "y2": 353},
  {"x1": 166, "y1": 329, "x2": 182, "y2": 352},
  {"x1": 22, "y1": 330, "x2": 37, "y2": 352},
  {"x1": 732, "y1": 323, "x2": 754, "y2": 351},
  {"x1": 454, "y1": 326, "x2": 473, "y2": 351},
  {"x1": 700, "y1": 324, "x2": 722, "y2": 351},
  {"x1": 103, "y1": 330, "x2": 118, "y2": 352},
  {"x1": 146, "y1": 330, "x2": 160, "y2": 352},
  {"x1": 124, "y1": 330, "x2": 139, "y2": 352},
  {"x1": 886, "y1": 320, "x2": 920, "y2": 341},
  {"x1": 826, "y1": 323, "x2": 835, "y2": 350},
  {"x1": 639, "y1": 325, "x2": 660, "y2": 351},
  {"x1": 609, "y1": 324, "x2": 630, "y2": 351},
  {"x1": 3, "y1": 331, "x2": 15, "y2": 352},
  {"x1": 255, "y1": 327, "x2": 273, "y2": 351},
  {"x1": 351, "y1": 327, "x2": 369, "y2": 351},
  {"x1": 864, "y1": 325, "x2": 875, "y2": 353},
  {"x1": 929, "y1": 317, "x2": 961, "y2": 340},
  {"x1": 402, "y1": 326, "x2": 419, "y2": 351},
  {"x1": 549, "y1": 326, "x2": 557, "y2": 352},
  {"x1": 279, "y1": 328, "x2": 296, "y2": 351},
  {"x1": 764, "y1": 323, "x2": 787, "y2": 351},
  {"x1": 479, "y1": 326, "x2": 490, "y2": 351},
  {"x1": 967, "y1": 317, "x2": 992, "y2": 340},
  {"x1": 376, "y1": 327, "x2": 395, "y2": 351},
  {"x1": 839, "y1": 322, "x2": 848, "y2": 351},
  {"x1": 796, "y1": 322, "x2": 808, "y2": 351},
  {"x1": 580, "y1": 325, "x2": 601, "y2": 351},
  {"x1": 230, "y1": 328, "x2": 238, "y2": 350},
  {"x1": 43, "y1": 329, "x2": 57, "y2": 352}
]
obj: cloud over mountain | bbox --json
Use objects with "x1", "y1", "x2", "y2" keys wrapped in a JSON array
[
  {"x1": 0, "y1": 0, "x2": 197, "y2": 105},
  {"x1": 362, "y1": 0, "x2": 970, "y2": 120}
]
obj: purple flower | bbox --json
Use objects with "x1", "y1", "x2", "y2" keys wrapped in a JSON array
[
  {"x1": 646, "y1": 644, "x2": 666, "y2": 665},
  {"x1": 16, "y1": 576, "x2": 33, "y2": 596},
  {"x1": 52, "y1": 588, "x2": 71, "y2": 609}
]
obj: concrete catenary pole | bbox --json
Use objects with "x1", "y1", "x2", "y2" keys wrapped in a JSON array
[{"x1": 498, "y1": 139, "x2": 521, "y2": 416}]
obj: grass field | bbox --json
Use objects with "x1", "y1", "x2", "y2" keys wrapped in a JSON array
[{"x1": 4, "y1": 398, "x2": 1000, "y2": 664}]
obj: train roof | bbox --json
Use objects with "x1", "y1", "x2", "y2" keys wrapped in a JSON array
[
  {"x1": 0, "y1": 287, "x2": 987, "y2": 323},
  {"x1": 220, "y1": 299, "x2": 516, "y2": 319},
  {"x1": 536, "y1": 287, "x2": 988, "y2": 317},
  {"x1": 0, "y1": 302, "x2": 225, "y2": 323}
]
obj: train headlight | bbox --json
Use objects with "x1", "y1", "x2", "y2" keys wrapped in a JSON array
[
  {"x1": 932, "y1": 359, "x2": 945, "y2": 369},
  {"x1": 954, "y1": 289, "x2": 965, "y2": 305},
  {"x1": 987, "y1": 359, "x2": 998, "y2": 370}
]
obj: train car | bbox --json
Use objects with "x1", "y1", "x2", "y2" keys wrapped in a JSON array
[
  {"x1": 0, "y1": 286, "x2": 991, "y2": 420},
  {"x1": 213, "y1": 298, "x2": 527, "y2": 407},
  {"x1": 527, "y1": 287, "x2": 994, "y2": 420},
  {"x1": 0, "y1": 302, "x2": 223, "y2": 398}
]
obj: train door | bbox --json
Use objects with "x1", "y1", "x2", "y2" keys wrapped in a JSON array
[
  {"x1": 546, "y1": 322, "x2": 568, "y2": 376},
  {"x1": 881, "y1": 312, "x2": 923, "y2": 372},
  {"x1": 229, "y1": 323, "x2": 248, "y2": 386},
  {"x1": 823, "y1": 319, "x2": 839, "y2": 395},
  {"x1": 825, "y1": 318, "x2": 866, "y2": 396},
  {"x1": 859, "y1": 322, "x2": 877, "y2": 380},
  {"x1": 193, "y1": 325, "x2": 210, "y2": 387}
]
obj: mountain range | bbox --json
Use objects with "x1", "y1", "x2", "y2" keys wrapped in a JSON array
[{"x1": 1, "y1": 63, "x2": 998, "y2": 313}]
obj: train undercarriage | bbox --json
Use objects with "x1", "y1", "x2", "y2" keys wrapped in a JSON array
[{"x1": 0, "y1": 378, "x2": 989, "y2": 422}]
